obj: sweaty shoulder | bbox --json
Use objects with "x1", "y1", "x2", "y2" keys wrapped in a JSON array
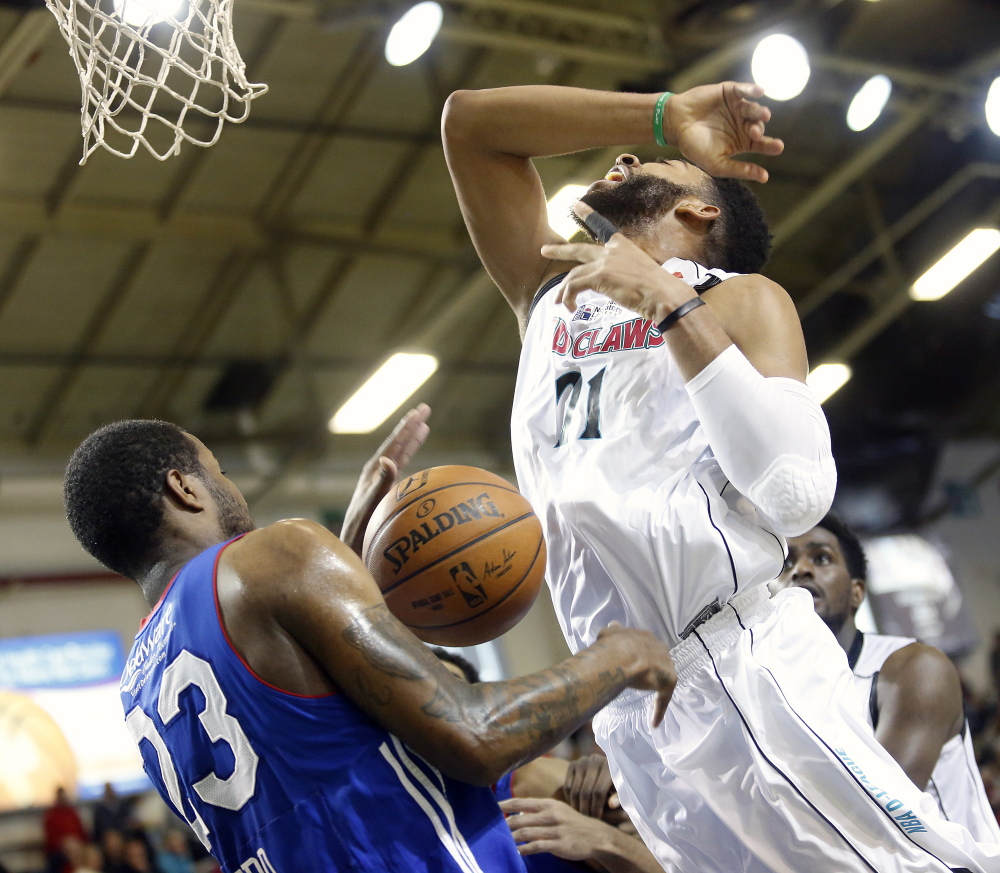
[
  {"x1": 881, "y1": 641, "x2": 960, "y2": 690},
  {"x1": 223, "y1": 519, "x2": 359, "y2": 603},
  {"x1": 880, "y1": 642, "x2": 964, "y2": 733},
  {"x1": 701, "y1": 272, "x2": 808, "y2": 381}
]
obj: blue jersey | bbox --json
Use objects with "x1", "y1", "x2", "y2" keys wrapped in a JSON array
[{"x1": 120, "y1": 538, "x2": 525, "y2": 873}]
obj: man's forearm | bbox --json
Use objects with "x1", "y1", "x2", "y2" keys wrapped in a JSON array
[
  {"x1": 591, "y1": 825, "x2": 663, "y2": 873},
  {"x1": 441, "y1": 635, "x2": 650, "y2": 783},
  {"x1": 445, "y1": 86, "x2": 662, "y2": 159}
]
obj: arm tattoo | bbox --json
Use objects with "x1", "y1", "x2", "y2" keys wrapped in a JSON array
[{"x1": 342, "y1": 603, "x2": 632, "y2": 771}]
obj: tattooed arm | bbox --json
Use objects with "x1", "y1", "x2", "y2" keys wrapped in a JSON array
[{"x1": 222, "y1": 519, "x2": 676, "y2": 786}]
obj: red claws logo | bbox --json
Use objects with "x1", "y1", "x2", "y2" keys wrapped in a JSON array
[{"x1": 551, "y1": 316, "x2": 664, "y2": 359}]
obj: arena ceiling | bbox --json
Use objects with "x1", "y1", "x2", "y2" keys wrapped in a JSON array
[{"x1": 1, "y1": 0, "x2": 1000, "y2": 572}]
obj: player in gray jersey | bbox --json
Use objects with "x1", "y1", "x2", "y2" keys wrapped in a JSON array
[
  {"x1": 774, "y1": 514, "x2": 1000, "y2": 844},
  {"x1": 443, "y1": 81, "x2": 1000, "y2": 871}
]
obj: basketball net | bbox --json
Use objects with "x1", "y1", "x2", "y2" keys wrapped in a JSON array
[{"x1": 44, "y1": 0, "x2": 268, "y2": 162}]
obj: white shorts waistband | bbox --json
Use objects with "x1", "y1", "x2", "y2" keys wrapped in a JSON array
[{"x1": 669, "y1": 585, "x2": 774, "y2": 683}]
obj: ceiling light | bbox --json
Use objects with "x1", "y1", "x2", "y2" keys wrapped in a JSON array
[
  {"x1": 547, "y1": 184, "x2": 588, "y2": 240},
  {"x1": 986, "y1": 77, "x2": 1000, "y2": 137},
  {"x1": 846, "y1": 74, "x2": 892, "y2": 131},
  {"x1": 909, "y1": 228, "x2": 1000, "y2": 302},
  {"x1": 751, "y1": 34, "x2": 810, "y2": 101},
  {"x1": 385, "y1": 1, "x2": 443, "y2": 67},
  {"x1": 113, "y1": 0, "x2": 183, "y2": 27},
  {"x1": 807, "y1": 363, "x2": 851, "y2": 404},
  {"x1": 330, "y1": 353, "x2": 438, "y2": 434}
]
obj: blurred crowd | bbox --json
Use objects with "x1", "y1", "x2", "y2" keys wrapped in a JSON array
[
  {"x1": 15, "y1": 634, "x2": 1000, "y2": 873},
  {"x1": 964, "y1": 631, "x2": 1000, "y2": 826},
  {"x1": 39, "y1": 785, "x2": 215, "y2": 873}
]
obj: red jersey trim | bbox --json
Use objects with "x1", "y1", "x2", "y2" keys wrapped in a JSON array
[{"x1": 212, "y1": 536, "x2": 336, "y2": 700}]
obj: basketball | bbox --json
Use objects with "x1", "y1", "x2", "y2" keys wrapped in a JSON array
[{"x1": 362, "y1": 465, "x2": 546, "y2": 647}]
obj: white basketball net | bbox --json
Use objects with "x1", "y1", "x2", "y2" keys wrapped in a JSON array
[{"x1": 44, "y1": 0, "x2": 268, "y2": 162}]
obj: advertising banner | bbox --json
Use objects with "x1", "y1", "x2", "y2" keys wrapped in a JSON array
[{"x1": 0, "y1": 631, "x2": 147, "y2": 811}]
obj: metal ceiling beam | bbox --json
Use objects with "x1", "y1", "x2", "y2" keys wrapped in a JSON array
[
  {"x1": 816, "y1": 195, "x2": 1000, "y2": 367},
  {"x1": 797, "y1": 162, "x2": 1000, "y2": 317},
  {"x1": 24, "y1": 242, "x2": 152, "y2": 445},
  {"x1": 0, "y1": 9, "x2": 54, "y2": 96},
  {"x1": 772, "y1": 44, "x2": 1000, "y2": 253},
  {"x1": 0, "y1": 350, "x2": 513, "y2": 372},
  {"x1": 771, "y1": 93, "x2": 944, "y2": 252},
  {"x1": 135, "y1": 250, "x2": 259, "y2": 419},
  {"x1": 243, "y1": 48, "x2": 492, "y2": 506},
  {"x1": 0, "y1": 193, "x2": 466, "y2": 259}
]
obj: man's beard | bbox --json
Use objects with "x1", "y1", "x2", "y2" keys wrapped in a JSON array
[
  {"x1": 818, "y1": 606, "x2": 849, "y2": 636},
  {"x1": 204, "y1": 476, "x2": 256, "y2": 539},
  {"x1": 575, "y1": 175, "x2": 690, "y2": 240}
]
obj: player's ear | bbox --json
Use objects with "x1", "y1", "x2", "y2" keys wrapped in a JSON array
[
  {"x1": 674, "y1": 197, "x2": 720, "y2": 232},
  {"x1": 850, "y1": 577, "x2": 866, "y2": 611},
  {"x1": 164, "y1": 468, "x2": 207, "y2": 512}
]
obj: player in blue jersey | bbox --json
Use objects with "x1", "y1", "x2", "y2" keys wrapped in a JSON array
[{"x1": 62, "y1": 409, "x2": 677, "y2": 873}]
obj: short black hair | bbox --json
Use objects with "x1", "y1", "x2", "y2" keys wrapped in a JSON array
[
  {"x1": 430, "y1": 648, "x2": 480, "y2": 683},
  {"x1": 64, "y1": 420, "x2": 203, "y2": 579},
  {"x1": 816, "y1": 513, "x2": 867, "y2": 582},
  {"x1": 700, "y1": 177, "x2": 771, "y2": 275}
]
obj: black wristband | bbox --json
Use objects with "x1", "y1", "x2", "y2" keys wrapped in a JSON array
[
  {"x1": 583, "y1": 211, "x2": 620, "y2": 244},
  {"x1": 656, "y1": 296, "x2": 705, "y2": 332}
]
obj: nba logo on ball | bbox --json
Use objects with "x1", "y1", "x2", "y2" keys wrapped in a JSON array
[{"x1": 363, "y1": 466, "x2": 546, "y2": 646}]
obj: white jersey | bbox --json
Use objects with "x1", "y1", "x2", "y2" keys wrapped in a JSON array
[
  {"x1": 510, "y1": 258, "x2": 786, "y2": 649},
  {"x1": 509, "y1": 259, "x2": 1000, "y2": 871},
  {"x1": 851, "y1": 631, "x2": 1000, "y2": 843}
]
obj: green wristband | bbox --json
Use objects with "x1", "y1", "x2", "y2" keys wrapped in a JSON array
[{"x1": 653, "y1": 91, "x2": 673, "y2": 148}]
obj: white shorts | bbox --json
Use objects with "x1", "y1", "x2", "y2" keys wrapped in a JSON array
[{"x1": 593, "y1": 586, "x2": 1000, "y2": 873}]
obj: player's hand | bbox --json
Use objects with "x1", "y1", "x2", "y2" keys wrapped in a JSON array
[
  {"x1": 563, "y1": 753, "x2": 617, "y2": 820},
  {"x1": 541, "y1": 203, "x2": 693, "y2": 320},
  {"x1": 339, "y1": 404, "x2": 431, "y2": 556},
  {"x1": 500, "y1": 797, "x2": 611, "y2": 861},
  {"x1": 595, "y1": 624, "x2": 676, "y2": 728},
  {"x1": 666, "y1": 82, "x2": 784, "y2": 183}
]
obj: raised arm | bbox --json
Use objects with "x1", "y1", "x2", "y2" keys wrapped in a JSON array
[
  {"x1": 224, "y1": 519, "x2": 675, "y2": 786},
  {"x1": 442, "y1": 83, "x2": 782, "y2": 329},
  {"x1": 874, "y1": 643, "x2": 965, "y2": 790}
]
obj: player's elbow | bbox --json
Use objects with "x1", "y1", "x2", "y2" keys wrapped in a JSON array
[
  {"x1": 436, "y1": 729, "x2": 508, "y2": 786},
  {"x1": 749, "y1": 453, "x2": 837, "y2": 537},
  {"x1": 442, "y1": 90, "x2": 486, "y2": 147}
]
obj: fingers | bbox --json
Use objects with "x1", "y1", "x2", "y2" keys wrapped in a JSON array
[
  {"x1": 731, "y1": 81, "x2": 765, "y2": 102},
  {"x1": 651, "y1": 688, "x2": 669, "y2": 728},
  {"x1": 379, "y1": 403, "x2": 431, "y2": 467},
  {"x1": 553, "y1": 264, "x2": 601, "y2": 312},
  {"x1": 499, "y1": 797, "x2": 547, "y2": 815},
  {"x1": 540, "y1": 241, "x2": 605, "y2": 264},
  {"x1": 564, "y1": 759, "x2": 585, "y2": 813},
  {"x1": 713, "y1": 158, "x2": 771, "y2": 184}
]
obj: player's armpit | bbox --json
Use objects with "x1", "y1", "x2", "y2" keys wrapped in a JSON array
[
  {"x1": 225, "y1": 520, "x2": 677, "y2": 786},
  {"x1": 442, "y1": 90, "x2": 572, "y2": 328},
  {"x1": 699, "y1": 274, "x2": 809, "y2": 382},
  {"x1": 874, "y1": 642, "x2": 965, "y2": 790}
]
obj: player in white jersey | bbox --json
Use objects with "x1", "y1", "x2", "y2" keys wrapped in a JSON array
[
  {"x1": 443, "y1": 81, "x2": 1000, "y2": 872},
  {"x1": 774, "y1": 514, "x2": 1000, "y2": 843}
]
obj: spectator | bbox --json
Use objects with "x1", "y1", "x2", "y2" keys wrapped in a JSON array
[
  {"x1": 990, "y1": 632, "x2": 1000, "y2": 694},
  {"x1": 101, "y1": 829, "x2": 128, "y2": 873},
  {"x1": 122, "y1": 837, "x2": 159, "y2": 873},
  {"x1": 73, "y1": 845, "x2": 104, "y2": 873},
  {"x1": 43, "y1": 787, "x2": 88, "y2": 873},
  {"x1": 93, "y1": 784, "x2": 134, "y2": 843},
  {"x1": 155, "y1": 831, "x2": 193, "y2": 873}
]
